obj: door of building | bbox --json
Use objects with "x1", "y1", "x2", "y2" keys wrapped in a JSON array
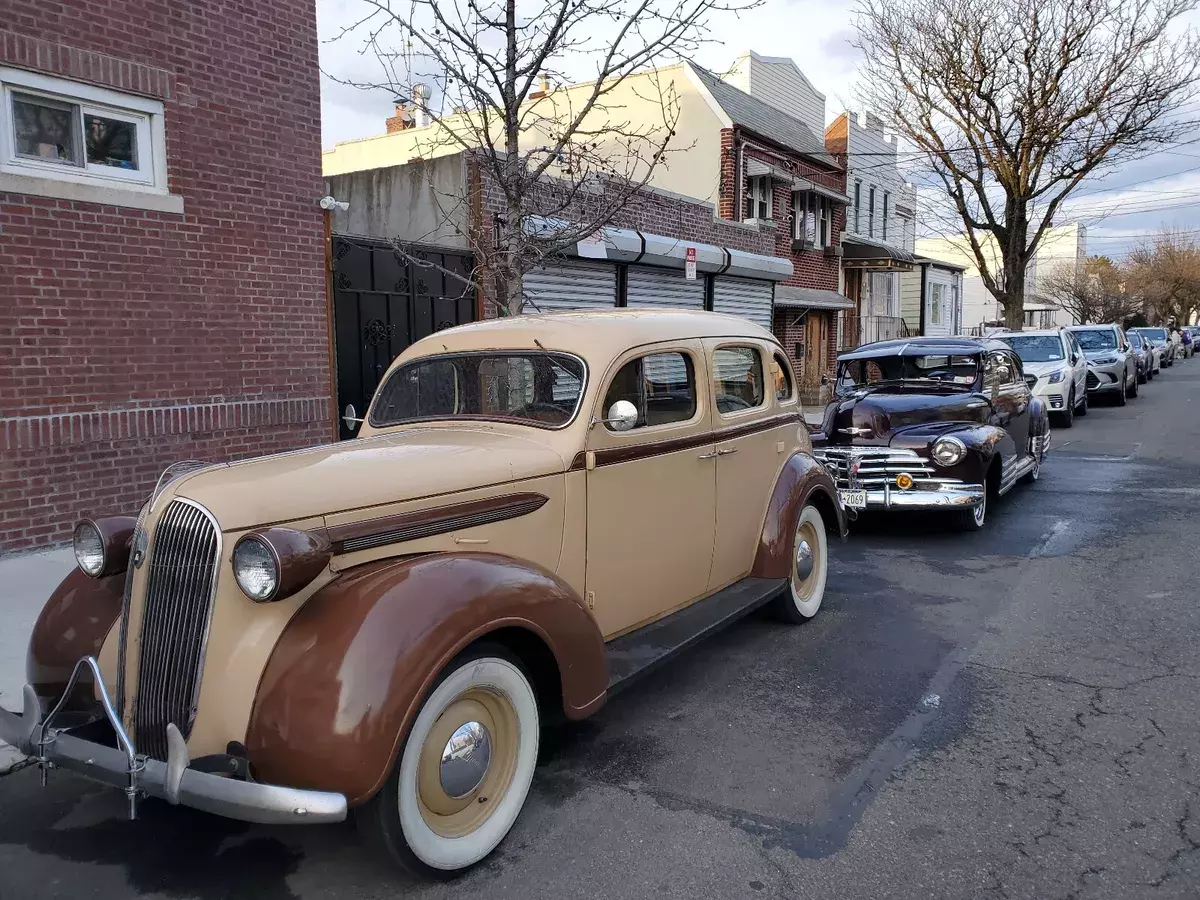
[
  {"x1": 801, "y1": 312, "x2": 828, "y2": 402},
  {"x1": 331, "y1": 236, "x2": 475, "y2": 438}
]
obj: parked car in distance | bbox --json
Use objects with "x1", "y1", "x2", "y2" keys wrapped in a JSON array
[
  {"x1": 811, "y1": 337, "x2": 1050, "y2": 531},
  {"x1": 1068, "y1": 324, "x2": 1139, "y2": 405},
  {"x1": 1133, "y1": 326, "x2": 1175, "y2": 368},
  {"x1": 1127, "y1": 330, "x2": 1154, "y2": 384},
  {"x1": 994, "y1": 327, "x2": 1089, "y2": 427},
  {"x1": 0, "y1": 309, "x2": 847, "y2": 878}
]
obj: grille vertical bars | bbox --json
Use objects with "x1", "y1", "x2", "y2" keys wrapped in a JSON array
[{"x1": 133, "y1": 498, "x2": 220, "y2": 761}]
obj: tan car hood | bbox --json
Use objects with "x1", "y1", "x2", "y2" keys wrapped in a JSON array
[{"x1": 171, "y1": 426, "x2": 569, "y2": 530}]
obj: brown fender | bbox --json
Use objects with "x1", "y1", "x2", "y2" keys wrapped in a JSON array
[
  {"x1": 245, "y1": 552, "x2": 608, "y2": 805},
  {"x1": 750, "y1": 450, "x2": 846, "y2": 579},
  {"x1": 27, "y1": 566, "x2": 125, "y2": 709}
]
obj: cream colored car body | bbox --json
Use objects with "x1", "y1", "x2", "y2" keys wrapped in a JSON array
[{"x1": 90, "y1": 310, "x2": 812, "y2": 761}]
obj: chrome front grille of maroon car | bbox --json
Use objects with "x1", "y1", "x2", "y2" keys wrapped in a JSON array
[
  {"x1": 133, "y1": 498, "x2": 220, "y2": 761},
  {"x1": 812, "y1": 447, "x2": 941, "y2": 489}
]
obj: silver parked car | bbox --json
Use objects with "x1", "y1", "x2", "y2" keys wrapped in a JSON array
[
  {"x1": 995, "y1": 327, "x2": 1089, "y2": 427},
  {"x1": 1132, "y1": 327, "x2": 1175, "y2": 368},
  {"x1": 1066, "y1": 323, "x2": 1139, "y2": 406},
  {"x1": 1127, "y1": 330, "x2": 1154, "y2": 384}
]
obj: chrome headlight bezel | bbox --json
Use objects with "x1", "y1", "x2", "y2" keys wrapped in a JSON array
[
  {"x1": 931, "y1": 435, "x2": 967, "y2": 467},
  {"x1": 73, "y1": 520, "x2": 106, "y2": 577},
  {"x1": 232, "y1": 534, "x2": 281, "y2": 603}
]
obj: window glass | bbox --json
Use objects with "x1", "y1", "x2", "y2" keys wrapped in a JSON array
[
  {"x1": 837, "y1": 354, "x2": 978, "y2": 391},
  {"x1": 1073, "y1": 329, "x2": 1118, "y2": 349},
  {"x1": 745, "y1": 176, "x2": 771, "y2": 220},
  {"x1": 601, "y1": 352, "x2": 695, "y2": 430},
  {"x1": 772, "y1": 353, "x2": 794, "y2": 402},
  {"x1": 371, "y1": 352, "x2": 585, "y2": 428},
  {"x1": 985, "y1": 352, "x2": 1018, "y2": 385},
  {"x1": 997, "y1": 334, "x2": 1064, "y2": 362},
  {"x1": 85, "y1": 112, "x2": 138, "y2": 169},
  {"x1": 13, "y1": 93, "x2": 80, "y2": 164},
  {"x1": 930, "y1": 283, "x2": 942, "y2": 325},
  {"x1": 713, "y1": 347, "x2": 765, "y2": 414}
]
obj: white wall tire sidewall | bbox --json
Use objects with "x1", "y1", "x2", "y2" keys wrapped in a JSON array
[
  {"x1": 397, "y1": 657, "x2": 539, "y2": 871},
  {"x1": 789, "y1": 505, "x2": 828, "y2": 618}
]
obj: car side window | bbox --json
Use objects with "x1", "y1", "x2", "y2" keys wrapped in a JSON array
[
  {"x1": 713, "y1": 347, "x2": 765, "y2": 414},
  {"x1": 601, "y1": 352, "x2": 696, "y2": 431},
  {"x1": 984, "y1": 351, "x2": 1017, "y2": 386},
  {"x1": 771, "y1": 352, "x2": 794, "y2": 403}
]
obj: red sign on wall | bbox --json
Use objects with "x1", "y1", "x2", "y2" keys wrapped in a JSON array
[{"x1": 685, "y1": 246, "x2": 697, "y2": 280}]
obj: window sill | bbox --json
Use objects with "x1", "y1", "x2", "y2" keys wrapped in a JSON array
[{"x1": 0, "y1": 173, "x2": 184, "y2": 214}]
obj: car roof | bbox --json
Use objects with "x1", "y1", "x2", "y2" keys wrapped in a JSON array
[
  {"x1": 991, "y1": 328, "x2": 1066, "y2": 339},
  {"x1": 397, "y1": 308, "x2": 779, "y2": 365},
  {"x1": 1067, "y1": 323, "x2": 1120, "y2": 330},
  {"x1": 838, "y1": 336, "x2": 1002, "y2": 361}
]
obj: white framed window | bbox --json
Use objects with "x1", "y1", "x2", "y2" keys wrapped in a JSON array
[
  {"x1": 1, "y1": 66, "x2": 168, "y2": 195},
  {"x1": 853, "y1": 180, "x2": 861, "y2": 232},
  {"x1": 868, "y1": 186, "x2": 876, "y2": 238},
  {"x1": 882, "y1": 192, "x2": 890, "y2": 241},
  {"x1": 745, "y1": 176, "x2": 772, "y2": 221},
  {"x1": 930, "y1": 283, "x2": 943, "y2": 325},
  {"x1": 793, "y1": 191, "x2": 832, "y2": 249}
]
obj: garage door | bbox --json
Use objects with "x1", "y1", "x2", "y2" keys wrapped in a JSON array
[
  {"x1": 713, "y1": 276, "x2": 773, "y2": 329},
  {"x1": 522, "y1": 260, "x2": 616, "y2": 312},
  {"x1": 626, "y1": 266, "x2": 705, "y2": 309}
]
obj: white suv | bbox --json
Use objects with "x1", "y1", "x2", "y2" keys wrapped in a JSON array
[{"x1": 994, "y1": 328, "x2": 1090, "y2": 427}]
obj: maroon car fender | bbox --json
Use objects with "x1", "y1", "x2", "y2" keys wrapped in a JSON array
[
  {"x1": 751, "y1": 450, "x2": 845, "y2": 579},
  {"x1": 245, "y1": 552, "x2": 608, "y2": 805},
  {"x1": 27, "y1": 566, "x2": 125, "y2": 710}
]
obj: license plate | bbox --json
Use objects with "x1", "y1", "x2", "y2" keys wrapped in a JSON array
[{"x1": 839, "y1": 489, "x2": 867, "y2": 510}]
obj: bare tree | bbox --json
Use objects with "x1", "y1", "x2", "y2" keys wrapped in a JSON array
[
  {"x1": 855, "y1": 0, "x2": 1200, "y2": 330},
  {"x1": 327, "y1": 0, "x2": 756, "y2": 315},
  {"x1": 1126, "y1": 229, "x2": 1200, "y2": 324},
  {"x1": 1037, "y1": 255, "x2": 1138, "y2": 323}
]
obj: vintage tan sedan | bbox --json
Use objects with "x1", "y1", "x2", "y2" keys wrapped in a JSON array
[{"x1": 0, "y1": 309, "x2": 845, "y2": 877}]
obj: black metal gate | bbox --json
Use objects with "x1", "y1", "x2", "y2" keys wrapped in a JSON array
[{"x1": 332, "y1": 235, "x2": 476, "y2": 438}]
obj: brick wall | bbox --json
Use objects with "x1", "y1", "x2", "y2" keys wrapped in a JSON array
[{"x1": 0, "y1": 4, "x2": 330, "y2": 552}]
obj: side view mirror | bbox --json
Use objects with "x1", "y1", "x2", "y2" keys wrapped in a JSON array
[
  {"x1": 599, "y1": 399, "x2": 638, "y2": 432},
  {"x1": 342, "y1": 403, "x2": 363, "y2": 432}
]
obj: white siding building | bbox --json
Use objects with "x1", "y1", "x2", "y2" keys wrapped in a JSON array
[{"x1": 825, "y1": 111, "x2": 918, "y2": 345}]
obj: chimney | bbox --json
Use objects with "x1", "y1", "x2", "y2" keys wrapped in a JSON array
[
  {"x1": 386, "y1": 98, "x2": 415, "y2": 133},
  {"x1": 529, "y1": 74, "x2": 551, "y2": 100}
]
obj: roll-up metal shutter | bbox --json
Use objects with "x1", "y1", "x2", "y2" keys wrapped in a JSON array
[
  {"x1": 712, "y1": 276, "x2": 774, "y2": 329},
  {"x1": 626, "y1": 266, "x2": 705, "y2": 309},
  {"x1": 522, "y1": 260, "x2": 616, "y2": 312}
]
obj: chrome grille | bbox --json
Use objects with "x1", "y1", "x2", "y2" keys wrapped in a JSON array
[
  {"x1": 133, "y1": 498, "x2": 220, "y2": 761},
  {"x1": 812, "y1": 447, "x2": 938, "y2": 489}
]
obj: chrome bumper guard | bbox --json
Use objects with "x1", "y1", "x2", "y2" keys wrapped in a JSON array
[
  {"x1": 0, "y1": 657, "x2": 346, "y2": 825},
  {"x1": 859, "y1": 482, "x2": 985, "y2": 511}
]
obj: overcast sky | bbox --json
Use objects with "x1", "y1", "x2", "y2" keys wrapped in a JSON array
[{"x1": 317, "y1": 0, "x2": 1200, "y2": 259}]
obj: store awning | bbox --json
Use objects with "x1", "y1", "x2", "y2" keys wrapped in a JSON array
[
  {"x1": 774, "y1": 285, "x2": 855, "y2": 310},
  {"x1": 841, "y1": 237, "x2": 915, "y2": 270},
  {"x1": 524, "y1": 216, "x2": 794, "y2": 281}
]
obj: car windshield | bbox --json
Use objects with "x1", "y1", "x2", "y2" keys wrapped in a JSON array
[
  {"x1": 1129, "y1": 333, "x2": 1144, "y2": 348},
  {"x1": 1138, "y1": 328, "x2": 1168, "y2": 342},
  {"x1": 1072, "y1": 330, "x2": 1117, "y2": 350},
  {"x1": 370, "y1": 352, "x2": 586, "y2": 428},
  {"x1": 836, "y1": 353, "x2": 979, "y2": 392},
  {"x1": 998, "y1": 335, "x2": 1065, "y2": 363}
]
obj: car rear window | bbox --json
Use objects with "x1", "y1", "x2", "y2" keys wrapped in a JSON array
[{"x1": 370, "y1": 352, "x2": 586, "y2": 428}]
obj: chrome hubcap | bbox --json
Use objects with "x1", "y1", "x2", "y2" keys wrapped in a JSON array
[
  {"x1": 440, "y1": 721, "x2": 492, "y2": 798},
  {"x1": 795, "y1": 539, "x2": 814, "y2": 582}
]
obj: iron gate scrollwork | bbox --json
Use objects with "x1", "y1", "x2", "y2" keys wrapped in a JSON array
[{"x1": 332, "y1": 236, "x2": 476, "y2": 439}]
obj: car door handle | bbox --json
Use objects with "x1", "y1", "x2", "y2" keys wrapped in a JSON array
[
  {"x1": 717, "y1": 448, "x2": 739, "y2": 456},
  {"x1": 697, "y1": 451, "x2": 718, "y2": 460}
]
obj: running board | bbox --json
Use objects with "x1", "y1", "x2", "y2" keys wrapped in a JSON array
[{"x1": 605, "y1": 577, "x2": 787, "y2": 694}]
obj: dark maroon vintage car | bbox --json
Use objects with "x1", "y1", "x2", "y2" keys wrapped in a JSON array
[{"x1": 810, "y1": 338, "x2": 1051, "y2": 530}]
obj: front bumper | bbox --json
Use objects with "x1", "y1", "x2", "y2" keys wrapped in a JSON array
[
  {"x1": 1087, "y1": 364, "x2": 1125, "y2": 393},
  {"x1": 0, "y1": 657, "x2": 346, "y2": 825},
  {"x1": 853, "y1": 482, "x2": 985, "y2": 511}
]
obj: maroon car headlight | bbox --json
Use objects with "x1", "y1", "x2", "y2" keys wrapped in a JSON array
[
  {"x1": 73, "y1": 516, "x2": 136, "y2": 577},
  {"x1": 931, "y1": 436, "x2": 966, "y2": 467},
  {"x1": 232, "y1": 527, "x2": 330, "y2": 603}
]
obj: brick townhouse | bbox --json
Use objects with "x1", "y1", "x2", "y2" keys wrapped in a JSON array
[{"x1": 0, "y1": 1, "x2": 331, "y2": 552}]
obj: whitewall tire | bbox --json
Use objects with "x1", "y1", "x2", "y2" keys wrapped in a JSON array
[
  {"x1": 773, "y1": 504, "x2": 828, "y2": 623},
  {"x1": 359, "y1": 648, "x2": 540, "y2": 878}
]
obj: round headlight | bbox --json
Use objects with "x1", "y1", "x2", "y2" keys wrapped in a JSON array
[
  {"x1": 233, "y1": 536, "x2": 279, "y2": 602},
  {"x1": 931, "y1": 436, "x2": 966, "y2": 467},
  {"x1": 73, "y1": 521, "x2": 105, "y2": 577}
]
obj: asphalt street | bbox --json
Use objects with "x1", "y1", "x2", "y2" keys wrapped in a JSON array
[{"x1": 2, "y1": 362, "x2": 1199, "y2": 900}]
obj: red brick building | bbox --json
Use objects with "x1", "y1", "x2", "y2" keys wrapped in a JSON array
[{"x1": 0, "y1": 2, "x2": 331, "y2": 552}]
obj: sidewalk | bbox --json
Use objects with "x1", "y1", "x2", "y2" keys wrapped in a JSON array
[{"x1": 0, "y1": 547, "x2": 75, "y2": 772}]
